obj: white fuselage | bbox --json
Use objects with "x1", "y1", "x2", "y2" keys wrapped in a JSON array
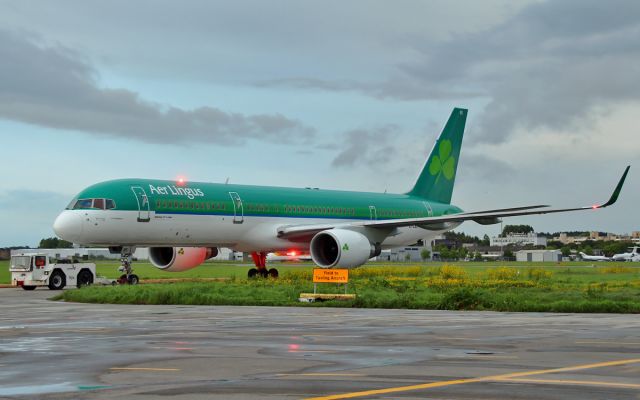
[
  {"x1": 56, "y1": 209, "x2": 447, "y2": 252},
  {"x1": 579, "y1": 252, "x2": 610, "y2": 262},
  {"x1": 611, "y1": 247, "x2": 640, "y2": 262}
]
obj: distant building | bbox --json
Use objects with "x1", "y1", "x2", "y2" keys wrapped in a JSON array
[
  {"x1": 556, "y1": 231, "x2": 640, "y2": 244},
  {"x1": 490, "y1": 232, "x2": 547, "y2": 247},
  {"x1": 10, "y1": 248, "x2": 150, "y2": 260},
  {"x1": 554, "y1": 233, "x2": 590, "y2": 244},
  {"x1": 8, "y1": 247, "x2": 246, "y2": 262},
  {"x1": 515, "y1": 249, "x2": 562, "y2": 262},
  {"x1": 387, "y1": 246, "x2": 424, "y2": 262}
]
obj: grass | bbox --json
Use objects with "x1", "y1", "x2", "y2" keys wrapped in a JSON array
[{"x1": 46, "y1": 260, "x2": 640, "y2": 313}]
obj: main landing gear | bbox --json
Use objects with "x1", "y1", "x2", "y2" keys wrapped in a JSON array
[
  {"x1": 117, "y1": 246, "x2": 140, "y2": 285},
  {"x1": 248, "y1": 251, "x2": 278, "y2": 279}
]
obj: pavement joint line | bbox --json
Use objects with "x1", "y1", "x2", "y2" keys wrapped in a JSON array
[
  {"x1": 302, "y1": 358, "x2": 640, "y2": 400},
  {"x1": 110, "y1": 367, "x2": 180, "y2": 371},
  {"x1": 496, "y1": 377, "x2": 640, "y2": 389},
  {"x1": 289, "y1": 350, "x2": 336, "y2": 353},
  {"x1": 464, "y1": 355, "x2": 519, "y2": 359},
  {"x1": 302, "y1": 335, "x2": 363, "y2": 338},
  {"x1": 278, "y1": 373, "x2": 367, "y2": 377},
  {"x1": 576, "y1": 341, "x2": 640, "y2": 345}
]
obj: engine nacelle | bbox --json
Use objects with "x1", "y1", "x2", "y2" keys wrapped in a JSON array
[
  {"x1": 310, "y1": 229, "x2": 379, "y2": 269},
  {"x1": 149, "y1": 247, "x2": 218, "y2": 272}
]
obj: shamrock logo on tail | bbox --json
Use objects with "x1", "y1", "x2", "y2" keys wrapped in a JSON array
[{"x1": 428, "y1": 139, "x2": 455, "y2": 183}]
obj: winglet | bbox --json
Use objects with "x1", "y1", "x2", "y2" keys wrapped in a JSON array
[{"x1": 597, "y1": 165, "x2": 630, "y2": 208}]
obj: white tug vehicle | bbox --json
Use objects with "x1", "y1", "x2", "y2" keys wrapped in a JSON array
[{"x1": 9, "y1": 253, "x2": 103, "y2": 290}]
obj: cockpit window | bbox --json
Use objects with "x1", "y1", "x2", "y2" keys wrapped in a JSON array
[
  {"x1": 93, "y1": 198, "x2": 105, "y2": 209},
  {"x1": 73, "y1": 199, "x2": 93, "y2": 209},
  {"x1": 72, "y1": 198, "x2": 116, "y2": 210}
]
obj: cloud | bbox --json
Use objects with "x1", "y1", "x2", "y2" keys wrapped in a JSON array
[
  {"x1": 255, "y1": 0, "x2": 640, "y2": 143},
  {"x1": 0, "y1": 29, "x2": 315, "y2": 145},
  {"x1": 456, "y1": 153, "x2": 516, "y2": 184},
  {"x1": 254, "y1": 77, "x2": 483, "y2": 101},
  {"x1": 331, "y1": 125, "x2": 401, "y2": 168}
]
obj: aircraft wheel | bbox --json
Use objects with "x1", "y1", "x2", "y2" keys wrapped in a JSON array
[
  {"x1": 259, "y1": 269, "x2": 269, "y2": 278},
  {"x1": 48, "y1": 271, "x2": 66, "y2": 290},
  {"x1": 118, "y1": 274, "x2": 128, "y2": 285},
  {"x1": 268, "y1": 268, "x2": 279, "y2": 278},
  {"x1": 127, "y1": 274, "x2": 140, "y2": 285},
  {"x1": 22, "y1": 285, "x2": 36, "y2": 291},
  {"x1": 248, "y1": 268, "x2": 258, "y2": 278}
]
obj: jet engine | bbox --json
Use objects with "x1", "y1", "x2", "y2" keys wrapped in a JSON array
[
  {"x1": 149, "y1": 247, "x2": 218, "y2": 272},
  {"x1": 310, "y1": 229, "x2": 380, "y2": 269}
]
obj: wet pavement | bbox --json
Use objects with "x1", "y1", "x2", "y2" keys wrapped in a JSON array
[{"x1": 0, "y1": 288, "x2": 639, "y2": 399}]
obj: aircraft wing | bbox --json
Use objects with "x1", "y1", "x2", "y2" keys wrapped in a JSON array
[{"x1": 278, "y1": 165, "x2": 630, "y2": 240}]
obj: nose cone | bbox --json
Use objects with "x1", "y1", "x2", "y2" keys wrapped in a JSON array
[{"x1": 53, "y1": 211, "x2": 83, "y2": 243}]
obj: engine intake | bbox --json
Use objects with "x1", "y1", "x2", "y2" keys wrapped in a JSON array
[
  {"x1": 149, "y1": 247, "x2": 218, "y2": 272},
  {"x1": 310, "y1": 229, "x2": 379, "y2": 269}
]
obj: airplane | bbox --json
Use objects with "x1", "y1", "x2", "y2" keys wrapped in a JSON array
[
  {"x1": 53, "y1": 108, "x2": 631, "y2": 282},
  {"x1": 611, "y1": 246, "x2": 640, "y2": 262},
  {"x1": 578, "y1": 252, "x2": 610, "y2": 262}
]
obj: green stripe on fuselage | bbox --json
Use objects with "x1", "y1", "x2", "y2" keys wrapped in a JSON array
[{"x1": 70, "y1": 179, "x2": 463, "y2": 220}]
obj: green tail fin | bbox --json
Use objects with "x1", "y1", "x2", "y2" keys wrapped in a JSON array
[{"x1": 406, "y1": 107, "x2": 467, "y2": 204}]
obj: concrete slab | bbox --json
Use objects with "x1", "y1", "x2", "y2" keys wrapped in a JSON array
[{"x1": 0, "y1": 288, "x2": 638, "y2": 399}]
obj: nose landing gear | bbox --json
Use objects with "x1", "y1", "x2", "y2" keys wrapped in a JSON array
[
  {"x1": 117, "y1": 246, "x2": 140, "y2": 285},
  {"x1": 248, "y1": 251, "x2": 278, "y2": 279}
]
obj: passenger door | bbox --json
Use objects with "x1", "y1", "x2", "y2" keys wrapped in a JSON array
[
  {"x1": 131, "y1": 186, "x2": 151, "y2": 222},
  {"x1": 369, "y1": 206, "x2": 377, "y2": 220},
  {"x1": 229, "y1": 192, "x2": 243, "y2": 224},
  {"x1": 423, "y1": 201, "x2": 434, "y2": 217}
]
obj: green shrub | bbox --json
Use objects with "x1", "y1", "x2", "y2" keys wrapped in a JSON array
[
  {"x1": 438, "y1": 265, "x2": 467, "y2": 280},
  {"x1": 528, "y1": 268, "x2": 553, "y2": 281},
  {"x1": 600, "y1": 266, "x2": 635, "y2": 274},
  {"x1": 487, "y1": 267, "x2": 519, "y2": 280},
  {"x1": 438, "y1": 287, "x2": 482, "y2": 310}
]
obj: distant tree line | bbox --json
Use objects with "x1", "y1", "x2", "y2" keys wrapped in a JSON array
[
  {"x1": 547, "y1": 240, "x2": 635, "y2": 257},
  {"x1": 538, "y1": 231, "x2": 603, "y2": 238},
  {"x1": 443, "y1": 231, "x2": 490, "y2": 246},
  {"x1": 0, "y1": 246, "x2": 32, "y2": 260},
  {"x1": 39, "y1": 237, "x2": 73, "y2": 249},
  {"x1": 441, "y1": 225, "x2": 634, "y2": 259},
  {"x1": 501, "y1": 224, "x2": 534, "y2": 237}
]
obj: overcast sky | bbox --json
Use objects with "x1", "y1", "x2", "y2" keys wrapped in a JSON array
[{"x1": 1, "y1": 0, "x2": 638, "y2": 247}]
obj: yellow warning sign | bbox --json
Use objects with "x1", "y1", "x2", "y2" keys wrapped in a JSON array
[{"x1": 313, "y1": 269, "x2": 349, "y2": 283}]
